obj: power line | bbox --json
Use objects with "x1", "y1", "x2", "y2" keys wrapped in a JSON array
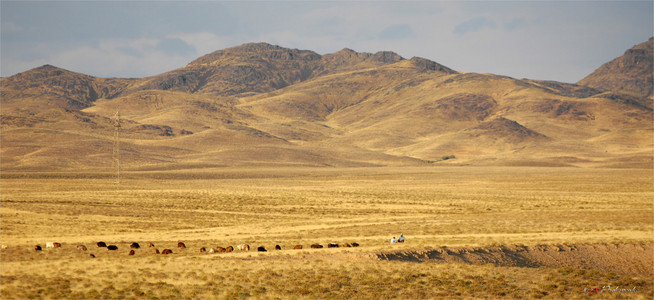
[{"x1": 112, "y1": 109, "x2": 121, "y2": 184}]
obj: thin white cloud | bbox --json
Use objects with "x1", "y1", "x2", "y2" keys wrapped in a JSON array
[
  {"x1": 2, "y1": 37, "x2": 194, "y2": 78},
  {"x1": 378, "y1": 24, "x2": 415, "y2": 40},
  {"x1": 453, "y1": 17, "x2": 497, "y2": 35},
  {"x1": 1, "y1": 1, "x2": 651, "y2": 83},
  {"x1": 503, "y1": 18, "x2": 527, "y2": 32},
  {"x1": 1, "y1": 21, "x2": 22, "y2": 33},
  {"x1": 165, "y1": 32, "x2": 231, "y2": 57}
]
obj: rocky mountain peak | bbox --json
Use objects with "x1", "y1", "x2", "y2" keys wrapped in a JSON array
[
  {"x1": 8, "y1": 64, "x2": 77, "y2": 81},
  {"x1": 337, "y1": 48, "x2": 357, "y2": 54},
  {"x1": 2, "y1": 64, "x2": 129, "y2": 111},
  {"x1": 371, "y1": 51, "x2": 404, "y2": 63},
  {"x1": 409, "y1": 57, "x2": 456, "y2": 74},
  {"x1": 189, "y1": 42, "x2": 322, "y2": 67},
  {"x1": 578, "y1": 37, "x2": 653, "y2": 98}
]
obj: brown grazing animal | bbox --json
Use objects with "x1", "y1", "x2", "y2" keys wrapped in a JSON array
[
  {"x1": 128, "y1": 250, "x2": 135, "y2": 256},
  {"x1": 34, "y1": 245, "x2": 42, "y2": 251},
  {"x1": 351, "y1": 242, "x2": 359, "y2": 247},
  {"x1": 225, "y1": 246, "x2": 234, "y2": 252},
  {"x1": 340, "y1": 243, "x2": 351, "y2": 248},
  {"x1": 275, "y1": 245, "x2": 282, "y2": 250},
  {"x1": 107, "y1": 245, "x2": 118, "y2": 250},
  {"x1": 161, "y1": 249, "x2": 173, "y2": 254},
  {"x1": 177, "y1": 242, "x2": 186, "y2": 248},
  {"x1": 130, "y1": 242, "x2": 140, "y2": 249},
  {"x1": 153, "y1": 249, "x2": 160, "y2": 254},
  {"x1": 294, "y1": 245, "x2": 302, "y2": 250},
  {"x1": 310, "y1": 244, "x2": 323, "y2": 249},
  {"x1": 53, "y1": 242, "x2": 62, "y2": 248},
  {"x1": 200, "y1": 247, "x2": 206, "y2": 253},
  {"x1": 216, "y1": 247, "x2": 226, "y2": 253},
  {"x1": 97, "y1": 242, "x2": 107, "y2": 247},
  {"x1": 257, "y1": 246, "x2": 267, "y2": 252},
  {"x1": 89, "y1": 254, "x2": 95, "y2": 258},
  {"x1": 147, "y1": 242, "x2": 155, "y2": 247},
  {"x1": 77, "y1": 245, "x2": 88, "y2": 251}
]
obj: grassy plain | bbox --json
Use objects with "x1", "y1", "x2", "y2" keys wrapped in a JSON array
[{"x1": 1, "y1": 166, "x2": 652, "y2": 299}]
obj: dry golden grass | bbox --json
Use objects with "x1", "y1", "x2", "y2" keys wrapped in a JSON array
[{"x1": 1, "y1": 166, "x2": 652, "y2": 299}]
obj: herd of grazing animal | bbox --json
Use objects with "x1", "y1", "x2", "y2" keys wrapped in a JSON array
[{"x1": 27, "y1": 240, "x2": 360, "y2": 257}]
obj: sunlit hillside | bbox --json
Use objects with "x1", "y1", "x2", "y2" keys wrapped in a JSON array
[{"x1": 1, "y1": 40, "x2": 652, "y2": 171}]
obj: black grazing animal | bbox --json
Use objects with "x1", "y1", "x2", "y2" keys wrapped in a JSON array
[
  {"x1": 130, "y1": 242, "x2": 140, "y2": 249},
  {"x1": 34, "y1": 245, "x2": 42, "y2": 251},
  {"x1": 257, "y1": 246, "x2": 267, "y2": 252},
  {"x1": 107, "y1": 245, "x2": 118, "y2": 250},
  {"x1": 328, "y1": 243, "x2": 339, "y2": 248},
  {"x1": 97, "y1": 242, "x2": 107, "y2": 247},
  {"x1": 275, "y1": 245, "x2": 282, "y2": 250},
  {"x1": 351, "y1": 242, "x2": 360, "y2": 247}
]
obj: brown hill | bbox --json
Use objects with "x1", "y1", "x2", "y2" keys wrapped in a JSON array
[
  {"x1": 578, "y1": 37, "x2": 653, "y2": 98},
  {"x1": 127, "y1": 43, "x2": 321, "y2": 96},
  {"x1": 1, "y1": 42, "x2": 652, "y2": 171},
  {"x1": 0, "y1": 65, "x2": 130, "y2": 113},
  {"x1": 124, "y1": 42, "x2": 450, "y2": 98}
]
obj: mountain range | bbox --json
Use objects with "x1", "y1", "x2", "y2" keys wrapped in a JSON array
[{"x1": 1, "y1": 38, "x2": 652, "y2": 171}]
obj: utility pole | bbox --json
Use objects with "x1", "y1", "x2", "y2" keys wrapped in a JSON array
[{"x1": 112, "y1": 109, "x2": 121, "y2": 184}]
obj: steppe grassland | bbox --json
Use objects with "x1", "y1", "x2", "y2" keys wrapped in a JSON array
[
  {"x1": 1, "y1": 166, "x2": 653, "y2": 299},
  {"x1": 2, "y1": 167, "x2": 651, "y2": 246}
]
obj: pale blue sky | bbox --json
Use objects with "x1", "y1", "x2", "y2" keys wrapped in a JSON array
[{"x1": 1, "y1": 1, "x2": 652, "y2": 83}]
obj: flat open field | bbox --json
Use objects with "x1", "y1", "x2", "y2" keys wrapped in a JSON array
[{"x1": 1, "y1": 166, "x2": 652, "y2": 299}]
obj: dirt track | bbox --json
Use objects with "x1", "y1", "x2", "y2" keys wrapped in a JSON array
[{"x1": 377, "y1": 243, "x2": 653, "y2": 277}]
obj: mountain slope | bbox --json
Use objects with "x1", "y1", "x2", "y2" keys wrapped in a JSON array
[
  {"x1": 1, "y1": 41, "x2": 652, "y2": 171},
  {"x1": 123, "y1": 42, "x2": 451, "y2": 98},
  {"x1": 127, "y1": 43, "x2": 321, "y2": 96},
  {"x1": 0, "y1": 65, "x2": 130, "y2": 113},
  {"x1": 578, "y1": 37, "x2": 653, "y2": 98}
]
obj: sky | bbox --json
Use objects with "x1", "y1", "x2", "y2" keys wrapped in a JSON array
[{"x1": 1, "y1": 1, "x2": 652, "y2": 83}]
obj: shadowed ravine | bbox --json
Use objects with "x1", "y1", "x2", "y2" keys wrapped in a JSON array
[{"x1": 377, "y1": 243, "x2": 653, "y2": 277}]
